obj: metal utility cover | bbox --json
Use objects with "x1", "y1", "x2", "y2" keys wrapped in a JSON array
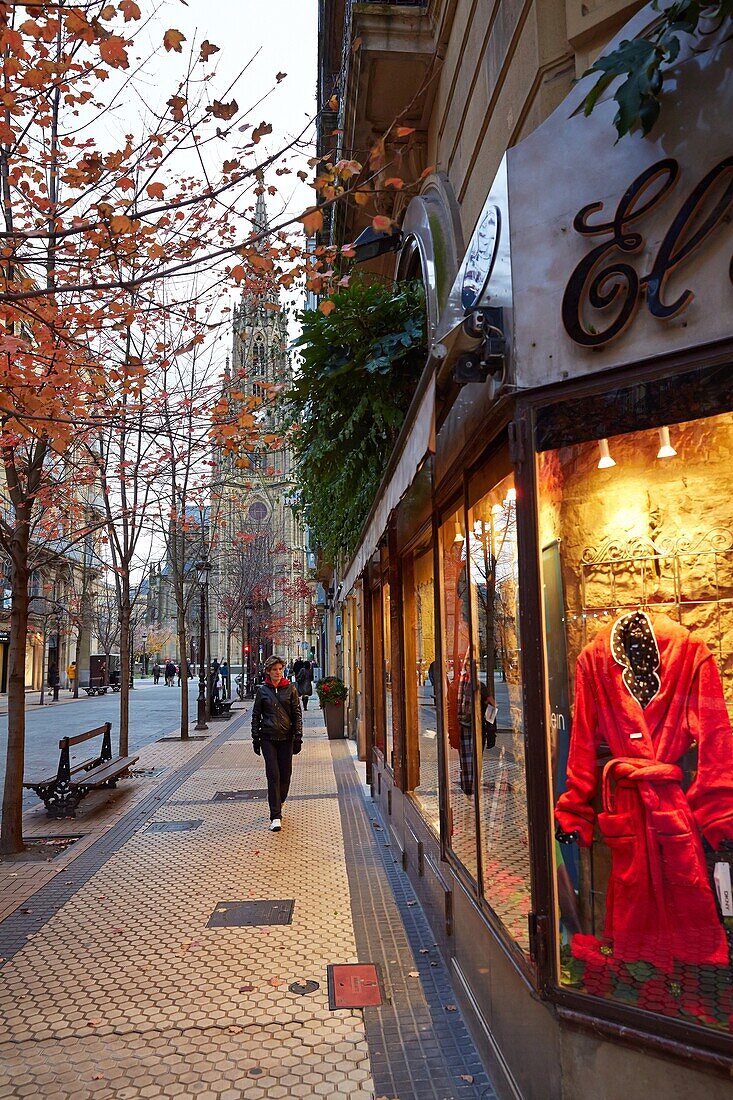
[
  {"x1": 207, "y1": 899, "x2": 295, "y2": 928},
  {"x1": 157, "y1": 735, "x2": 209, "y2": 742},
  {"x1": 213, "y1": 789, "x2": 267, "y2": 802},
  {"x1": 327, "y1": 964, "x2": 384, "y2": 1009},
  {"x1": 146, "y1": 820, "x2": 203, "y2": 833}
]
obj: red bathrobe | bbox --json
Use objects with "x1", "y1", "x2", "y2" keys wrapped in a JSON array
[{"x1": 556, "y1": 612, "x2": 733, "y2": 970}]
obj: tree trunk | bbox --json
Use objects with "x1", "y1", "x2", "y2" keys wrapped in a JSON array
[
  {"x1": 1, "y1": 536, "x2": 30, "y2": 855},
  {"x1": 118, "y1": 592, "x2": 131, "y2": 756},
  {"x1": 178, "y1": 611, "x2": 189, "y2": 740}
]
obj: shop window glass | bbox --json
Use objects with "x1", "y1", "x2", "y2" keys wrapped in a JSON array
[
  {"x1": 440, "y1": 505, "x2": 478, "y2": 880},
  {"x1": 383, "y1": 581, "x2": 394, "y2": 769},
  {"x1": 539, "y1": 414, "x2": 733, "y2": 1032},
  {"x1": 371, "y1": 585, "x2": 385, "y2": 755},
  {"x1": 468, "y1": 474, "x2": 531, "y2": 953},
  {"x1": 406, "y1": 540, "x2": 439, "y2": 833}
]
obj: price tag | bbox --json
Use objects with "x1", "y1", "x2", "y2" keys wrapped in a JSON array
[{"x1": 714, "y1": 861, "x2": 733, "y2": 916}]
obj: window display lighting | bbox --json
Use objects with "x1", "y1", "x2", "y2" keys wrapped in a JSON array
[
  {"x1": 453, "y1": 521, "x2": 465, "y2": 544},
  {"x1": 597, "y1": 438, "x2": 616, "y2": 469},
  {"x1": 656, "y1": 426, "x2": 677, "y2": 459}
]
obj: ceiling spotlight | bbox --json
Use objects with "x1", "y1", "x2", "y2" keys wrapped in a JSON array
[
  {"x1": 657, "y1": 426, "x2": 677, "y2": 459},
  {"x1": 597, "y1": 438, "x2": 616, "y2": 470}
]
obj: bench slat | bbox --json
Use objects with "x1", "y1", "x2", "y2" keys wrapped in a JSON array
[
  {"x1": 24, "y1": 756, "x2": 100, "y2": 789},
  {"x1": 69, "y1": 755, "x2": 139, "y2": 789},
  {"x1": 60, "y1": 723, "x2": 111, "y2": 750}
]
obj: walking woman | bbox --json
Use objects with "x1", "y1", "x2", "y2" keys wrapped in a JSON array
[
  {"x1": 251, "y1": 655, "x2": 302, "y2": 832},
  {"x1": 295, "y1": 659, "x2": 313, "y2": 711}
]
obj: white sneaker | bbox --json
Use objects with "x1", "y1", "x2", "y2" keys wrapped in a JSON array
[{"x1": 269, "y1": 819, "x2": 282, "y2": 832}]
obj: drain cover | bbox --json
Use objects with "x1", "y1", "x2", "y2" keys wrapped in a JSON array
[
  {"x1": 327, "y1": 964, "x2": 384, "y2": 1009},
  {"x1": 207, "y1": 899, "x2": 295, "y2": 927},
  {"x1": 213, "y1": 789, "x2": 267, "y2": 802},
  {"x1": 289, "y1": 980, "x2": 319, "y2": 995},
  {"x1": 157, "y1": 735, "x2": 209, "y2": 742},
  {"x1": 146, "y1": 820, "x2": 203, "y2": 833},
  {"x1": 130, "y1": 766, "x2": 167, "y2": 778}
]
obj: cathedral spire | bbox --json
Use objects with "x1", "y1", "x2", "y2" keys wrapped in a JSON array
[{"x1": 253, "y1": 183, "x2": 269, "y2": 243}]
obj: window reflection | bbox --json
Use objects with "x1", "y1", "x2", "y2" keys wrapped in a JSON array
[
  {"x1": 383, "y1": 580, "x2": 393, "y2": 769},
  {"x1": 408, "y1": 542, "x2": 439, "y2": 833},
  {"x1": 440, "y1": 506, "x2": 478, "y2": 880},
  {"x1": 468, "y1": 476, "x2": 531, "y2": 952}
]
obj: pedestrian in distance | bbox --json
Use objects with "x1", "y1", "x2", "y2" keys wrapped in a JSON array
[
  {"x1": 67, "y1": 660, "x2": 76, "y2": 692},
  {"x1": 295, "y1": 659, "x2": 313, "y2": 711},
  {"x1": 251, "y1": 655, "x2": 302, "y2": 832},
  {"x1": 153, "y1": 661, "x2": 161, "y2": 685},
  {"x1": 220, "y1": 659, "x2": 230, "y2": 699},
  {"x1": 164, "y1": 659, "x2": 176, "y2": 687}
]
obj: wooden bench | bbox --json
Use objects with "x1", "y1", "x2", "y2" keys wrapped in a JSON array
[
  {"x1": 82, "y1": 679, "x2": 108, "y2": 696},
  {"x1": 23, "y1": 722, "x2": 139, "y2": 818}
]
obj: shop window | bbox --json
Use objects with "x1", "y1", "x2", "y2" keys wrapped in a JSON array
[
  {"x1": 383, "y1": 580, "x2": 394, "y2": 770},
  {"x1": 371, "y1": 584, "x2": 386, "y2": 755},
  {"x1": 468, "y1": 473, "x2": 531, "y2": 953},
  {"x1": 440, "y1": 505, "x2": 478, "y2": 881},
  {"x1": 403, "y1": 537, "x2": 439, "y2": 834},
  {"x1": 539, "y1": 412, "x2": 733, "y2": 1033}
]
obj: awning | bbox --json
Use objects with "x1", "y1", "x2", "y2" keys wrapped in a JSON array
[{"x1": 340, "y1": 374, "x2": 435, "y2": 598}]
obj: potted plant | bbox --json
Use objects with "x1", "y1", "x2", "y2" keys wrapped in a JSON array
[{"x1": 316, "y1": 676, "x2": 348, "y2": 739}]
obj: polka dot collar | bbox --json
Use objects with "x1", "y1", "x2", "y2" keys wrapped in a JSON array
[{"x1": 610, "y1": 610, "x2": 661, "y2": 709}]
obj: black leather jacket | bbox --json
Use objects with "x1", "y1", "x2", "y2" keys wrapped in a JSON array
[{"x1": 252, "y1": 680, "x2": 303, "y2": 745}]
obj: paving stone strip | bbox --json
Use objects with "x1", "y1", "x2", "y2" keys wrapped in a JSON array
[
  {"x1": 0, "y1": 720, "x2": 239, "y2": 964},
  {"x1": 332, "y1": 741, "x2": 497, "y2": 1100}
]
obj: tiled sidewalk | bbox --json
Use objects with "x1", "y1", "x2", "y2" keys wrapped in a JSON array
[{"x1": 0, "y1": 706, "x2": 496, "y2": 1099}]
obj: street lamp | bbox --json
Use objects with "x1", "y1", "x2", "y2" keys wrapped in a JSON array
[
  {"x1": 194, "y1": 559, "x2": 211, "y2": 731},
  {"x1": 52, "y1": 604, "x2": 62, "y2": 702},
  {"x1": 142, "y1": 633, "x2": 148, "y2": 677}
]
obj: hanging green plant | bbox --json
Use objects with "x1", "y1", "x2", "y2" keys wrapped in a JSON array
[{"x1": 284, "y1": 277, "x2": 427, "y2": 565}]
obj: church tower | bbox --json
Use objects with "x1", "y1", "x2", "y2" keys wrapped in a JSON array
[{"x1": 210, "y1": 190, "x2": 316, "y2": 677}]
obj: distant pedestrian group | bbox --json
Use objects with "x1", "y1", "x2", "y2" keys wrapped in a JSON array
[{"x1": 164, "y1": 659, "x2": 176, "y2": 686}]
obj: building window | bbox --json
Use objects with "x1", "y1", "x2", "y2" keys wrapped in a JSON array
[
  {"x1": 248, "y1": 501, "x2": 268, "y2": 523},
  {"x1": 252, "y1": 379, "x2": 266, "y2": 399},
  {"x1": 403, "y1": 534, "x2": 439, "y2": 834},
  {"x1": 467, "y1": 470, "x2": 530, "y2": 954},
  {"x1": 383, "y1": 579, "x2": 394, "y2": 770},
  {"x1": 538, "y1": 403, "x2": 733, "y2": 1032},
  {"x1": 439, "y1": 504, "x2": 478, "y2": 881}
]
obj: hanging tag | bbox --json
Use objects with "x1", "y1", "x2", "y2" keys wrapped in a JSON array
[
  {"x1": 629, "y1": 732, "x2": 643, "y2": 741},
  {"x1": 485, "y1": 702, "x2": 498, "y2": 724},
  {"x1": 714, "y1": 862, "x2": 733, "y2": 917}
]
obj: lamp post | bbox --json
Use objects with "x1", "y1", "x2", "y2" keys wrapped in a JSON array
[
  {"x1": 194, "y1": 559, "x2": 211, "y2": 731},
  {"x1": 141, "y1": 633, "x2": 148, "y2": 677},
  {"x1": 52, "y1": 604, "x2": 62, "y2": 702}
]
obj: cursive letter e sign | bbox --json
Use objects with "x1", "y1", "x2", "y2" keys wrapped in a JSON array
[{"x1": 562, "y1": 156, "x2": 733, "y2": 348}]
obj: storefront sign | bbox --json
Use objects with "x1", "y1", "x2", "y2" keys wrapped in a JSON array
[
  {"x1": 507, "y1": 13, "x2": 733, "y2": 389},
  {"x1": 562, "y1": 156, "x2": 733, "y2": 348}
]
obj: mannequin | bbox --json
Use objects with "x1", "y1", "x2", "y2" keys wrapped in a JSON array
[{"x1": 555, "y1": 610, "x2": 733, "y2": 970}]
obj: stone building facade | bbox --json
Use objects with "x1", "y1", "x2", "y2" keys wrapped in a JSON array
[{"x1": 208, "y1": 195, "x2": 316, "y2": 675}]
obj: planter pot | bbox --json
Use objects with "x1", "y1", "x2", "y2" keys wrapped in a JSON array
[{"x1": 322, "y1": 701, "x2": 345, "y2": 739}]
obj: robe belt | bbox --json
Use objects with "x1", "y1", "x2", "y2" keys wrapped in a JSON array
[
  {"x1": 602, "y1": 758, "x2": 687, "y2": 910},
  {"x1": 602, "y1": 757, "x2": 684, "y2": 815}
]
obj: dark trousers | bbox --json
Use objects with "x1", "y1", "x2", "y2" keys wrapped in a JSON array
[{"x1": 261, "y1": 739, "x2": 294, "y2": 820}]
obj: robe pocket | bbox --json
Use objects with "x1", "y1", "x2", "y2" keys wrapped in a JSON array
[
  {"x1": 650, "y1": 810, "x2": 701, "y2": 887},
  {"x1": 597, "y1": 812, "x2": 637, "y2": 884}
]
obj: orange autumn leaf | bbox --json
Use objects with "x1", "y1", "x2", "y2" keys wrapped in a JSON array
[
  {"x1": 372, "y1": 215, "x2": 392, "y2": 233},
  {"x1": 394, "y1": 126, "x2": 415, "y2": 138},
  {"x1": 146, "y1": 182, "x2": 165, "y2": 200},
  {"x1": 353, "y1": 189, "x2": 370, "y2": 206},
  {"x1": 199, "y1": 40, "x2": 220, "y2": 61},
  {"x1": 119, "y1": 0, "x2": 141, "y2": 19},
  {"x1": 208, "y1": 99, "x2": 238, "y2": 121},
  {"x1": 318, "y1": 300, "x2": 336, "y2": 316},
  {"x1": 384, "y1": 177, "x2": 404, "y2": 189},
  {"x1": 252, "y1": 122, "x2": 273, "y2": 144},
  {"x1": 99, "y1": 36, "x2": 129, "y2": 69},
  {"x1": 299, "y1": 207, "x2": 323, "y2": 235},
  {"x1": 163, "y1": 28, "x2": 186, "y2": 53}
]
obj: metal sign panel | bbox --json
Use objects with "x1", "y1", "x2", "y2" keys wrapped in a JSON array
[
  {"x1": 327, "y1": 963, "x2": 384, "y2": 1009},
  {"x1": 207, "y1": 900, "x2": 295, "y2": 928}
]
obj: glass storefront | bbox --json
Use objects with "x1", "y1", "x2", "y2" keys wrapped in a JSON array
[
  {"x1": 383, "y1": 580, "x2": 394, "y2": 770},
  {"x1": 440, "y1": 503, "x2": 478, "y2": 880},
  {"x1": 539, "y1": 410, "x2": 733, "y2": 1032},
  {"x1": 468, "y1": 472, "x2": 531, "y2": 953},
  {"x1": 404, "y1": 535, "x2": 439, "y2": 833}
]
